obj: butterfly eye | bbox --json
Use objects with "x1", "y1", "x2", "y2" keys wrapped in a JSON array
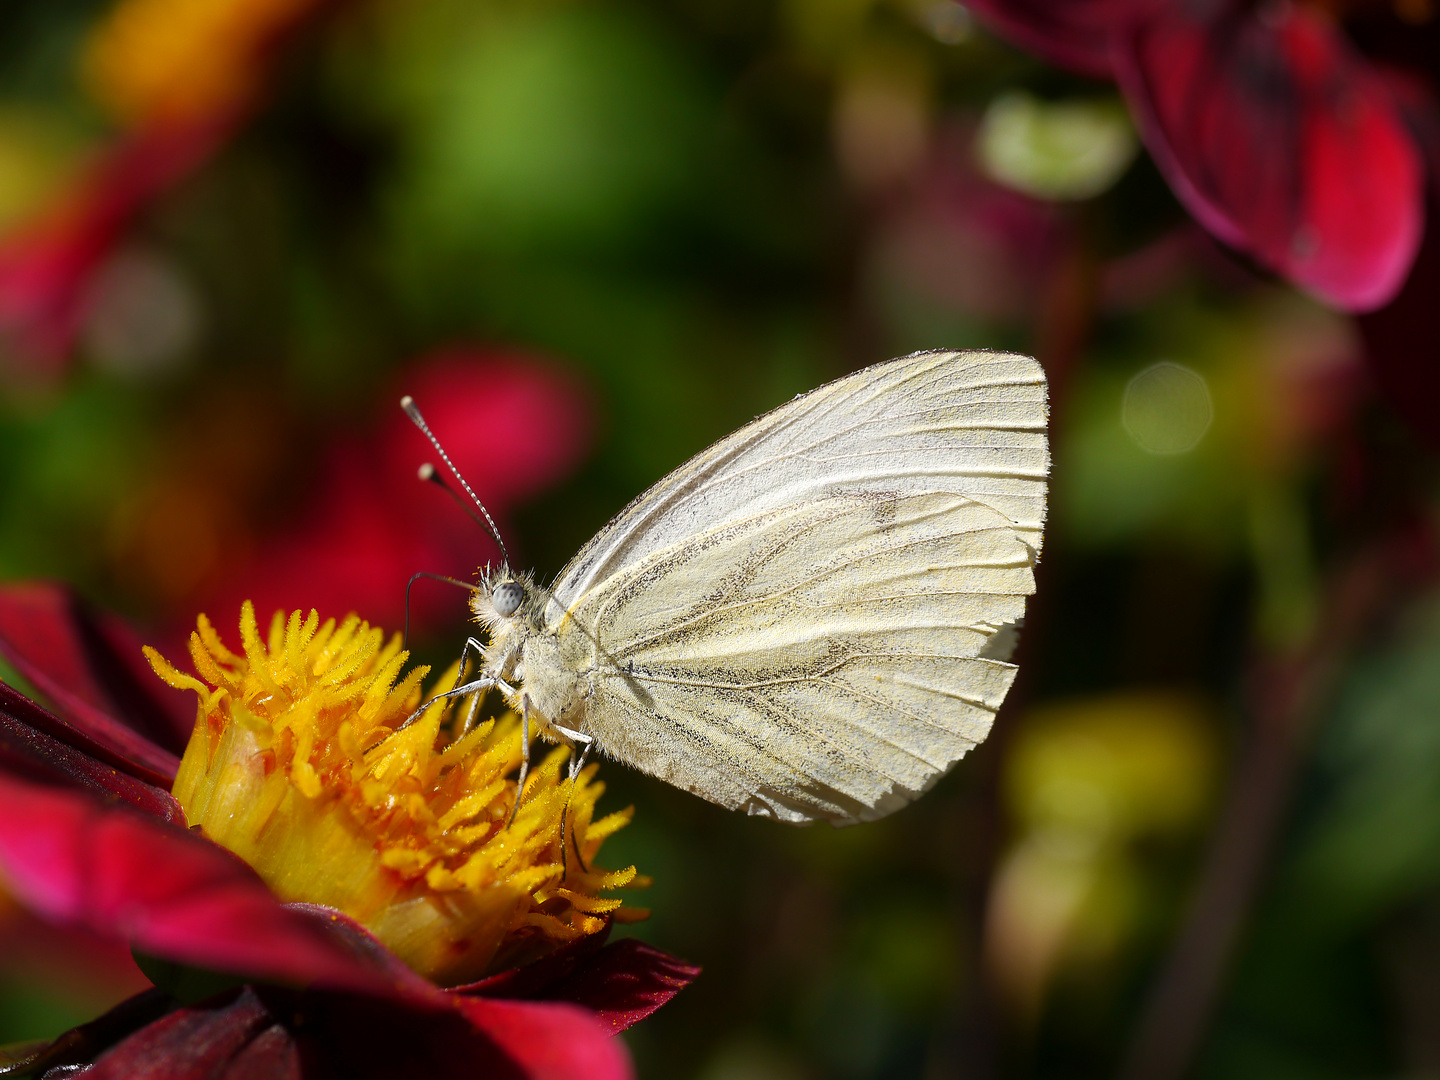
[{"x1": 493, "y1": 581, "x2": 524, "y2": 617}]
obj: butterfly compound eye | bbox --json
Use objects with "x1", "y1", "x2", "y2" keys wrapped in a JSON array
[{"x1": 493, "y1": 581, "x2": 524, "y2": 618}]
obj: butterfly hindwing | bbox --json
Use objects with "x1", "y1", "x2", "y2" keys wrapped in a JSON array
[{"x1": 562, "y1": 489, "x2": 1035, "y2": 823}]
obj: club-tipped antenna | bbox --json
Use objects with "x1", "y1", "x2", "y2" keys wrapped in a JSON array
[
  {"x1": 401, "y1": 395, "x2": 509, "y2": 565},
  {"x1": 418, "y1": 462, "x2": 495, "y2": 535}
]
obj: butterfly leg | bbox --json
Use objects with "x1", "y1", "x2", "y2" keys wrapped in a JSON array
[
  {"x1": 458, "y1": 675, "x2": 515, "y2": 738},
  {"x1": 396, "y1": 637, "x2": 494, "y2": 732},
  {"x1": 396, "y1": 676, "x2": 495, "y2": 732},
  {"x1": 505, "y1": 694, "x2": 533, "y2": 830},
  {"x1": 551, "y1": 724, "x2": 595, "y2": 874}
]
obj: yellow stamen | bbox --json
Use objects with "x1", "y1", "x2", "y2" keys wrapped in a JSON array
[{"x1": 146, "y1": 602, "x2": 644, "y2": 986}]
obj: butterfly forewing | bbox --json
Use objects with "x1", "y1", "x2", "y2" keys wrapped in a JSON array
[
  {"x1": 550, "y1": 349, "x2": 1048, "y2": 611},
  {"x1": 542, "y1": 350, "x2": 1048, "y2": 825}
]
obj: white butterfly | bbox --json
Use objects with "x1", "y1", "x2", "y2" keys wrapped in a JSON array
[{"x1": 402, "y1": 348, "x2": 1048, "y2": 826}]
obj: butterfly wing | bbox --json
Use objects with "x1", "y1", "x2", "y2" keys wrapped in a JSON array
[
  {"x1": 562, "y1": 490, "x2": 1036, "y2": 823},
  {"x1": 544, "y1": 350, "x2": 1047, "y2": 823},
  {"x1": 550, "y1": 349, "x2": 1048, "y2": 613}
]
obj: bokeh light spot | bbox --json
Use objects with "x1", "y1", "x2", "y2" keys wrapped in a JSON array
[
  {"x1": 1121, "y1": 361, "x2": 1214, "y2": 455},
  {"x1": 80, "y1": 247, "x2": 202, "y2": 378},
  {"x1": 977, "y1": 91, "x2": 1137, "y2": 201}
]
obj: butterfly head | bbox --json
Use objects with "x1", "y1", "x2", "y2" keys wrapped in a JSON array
[
  {"x1": 492, "y1": 579, "x2": 524, "y2": 617},
  {"x1": 471, "y1": 566, "x2": 542, "y2": 631}
]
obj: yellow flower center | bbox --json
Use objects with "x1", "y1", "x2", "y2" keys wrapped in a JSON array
[{"x1": 145, "y1": 602, "x2": 646, "y2": 987}]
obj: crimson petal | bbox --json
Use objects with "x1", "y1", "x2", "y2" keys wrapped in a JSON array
[
  {"x1": 537, "y1": 939, "x2": 702, "y2": 1034},
  {"x1": 78, "y1": 984, "x2": 631, "y2": 1080},
  {"x1": 455, "y1": 996, "x2": 633, "y2": 1080},
  {"x1": 0, "y1": 776, "x2": 401, "y2": 994},
  {"x1": 0, "y1": 988, "x2": 173, "y2": 1078},
  {"x1": 278, "y1": 908, "x2": 635, "y2": 1076},
  {"x1": 84, "y1": 987, "x2": 298, "y2": 1080},
  {"x1": 1112, "y1": 1, "x2": 1425, "y2": 311},
  {"x1": 0, "y1": 681, "x2": 183, "y2": 819},
  {"x1": 464, "y1": 937, "x2": 700, "y2": 1034},
  {"x1": 0, "y1": 582, "x2": 186, "y2": 783}
]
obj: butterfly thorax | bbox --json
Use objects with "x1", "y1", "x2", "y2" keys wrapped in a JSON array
[{"x1": 470, "y1": 566, "x2": 591, "y2": 740}]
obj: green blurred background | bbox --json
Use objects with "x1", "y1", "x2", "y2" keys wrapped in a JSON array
[{"x1": 2, "y1": 0, "x2": 1439, "y2": 1077}]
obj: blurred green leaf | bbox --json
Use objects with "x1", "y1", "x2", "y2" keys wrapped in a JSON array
[{"x1": 387, "y1": 5, "x2": 709, "y2": 258}]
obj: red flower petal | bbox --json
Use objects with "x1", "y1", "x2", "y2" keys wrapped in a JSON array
[
  {"x1": 83, "y1": 987, "x2": 298, "y2": 1080},
  {"x1": 1, "y1": 987, "x2": 174, "y2": 1077},
  {"x1": 0, "y1": 776, "x2": 399, "y2": 994},
  {"x1": 1113, "y1": 1, "x2": 1425, "y2": 311},
  {"x1": 0, "y1": 681, "x2": 183, "y2": 819},
  {"x1": 0, "y1": 581, "x2": 188, "y2": 780},
  {"x1": 455, "y1": 996, "x2": 633, "y2": 1080},
  {"x1": 964, "y1": 0, "x2": 1155, "y2": 78},
  {"x1": 279, "y1": 908, "x2": 635, "y2": 1075},
  {"x1": 538, "y1": 939, "x2": 701, "y2": 1034},
  {"x1": 464, "y1": 937, "x2": 700, "y2": 1034},
  {"x1": 76, "y1": 984, "x2": 631, "y2": 1080}
]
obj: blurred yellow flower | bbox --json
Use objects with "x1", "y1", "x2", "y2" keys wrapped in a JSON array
[
  {"x1": 985, "y1": 692, "x2": 1219, "y2": 1021},
  {"x1": 83, "y1": 0, "x2": 321, "y2": 124},
  {"x1": 146, "y1": 603, "x2": 645, "y2": 986}
]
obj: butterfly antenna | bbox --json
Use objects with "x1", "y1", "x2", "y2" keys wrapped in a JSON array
[
  {"x1": 400, "y1": 396, "x2": 509, "y2": 564},
  {"x1": 417, "y1": 463, "x2": 496, "y2": 537},
  {"x1": 403, "y1": 570, "x2": 478, "y2": 648}
]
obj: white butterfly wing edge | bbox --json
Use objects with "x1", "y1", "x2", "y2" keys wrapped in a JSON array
[{"x1": 549, "y1": 349, "x2": 1048, "y2": 824}]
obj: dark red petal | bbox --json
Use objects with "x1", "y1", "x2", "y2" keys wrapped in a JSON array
[
  {"x1": 963, "y1": 0, "x2": 1158, "y2": 78},
  {"x1": 0, "y1": 581, "x2": 188, "y2": 779},
  {"x1": 0, "y1": 681, "x2": 184, "y2": 818},
  {"x1": 86, "y1": 987, "x2": 297, "y2": 1080},
  {"x1": 267, "y1": 911, "x2": 634, "y2": 1079},
  {"x1": 454, "y1": 923, "x2": 612, "y2": 998},
  {"x1": 539, "y1": 939, "x2": 701, "y2": 1034},
  {"x1": 0, "y1": 776, "x2": 398, "y2": 994},
  {"x1": 454, "y1": 997, "x2": 633, "y2": 1080},
  {"x1": 273, "y1": 913, "x2": 635, "y2": 1076},
  {"x1": 462, "y1": 937, "x2": 700, "y2": 1035},
  {"x1": 278, "y1": 903, "x2": 451, "y2": 1005},
  {"x1": 83, "y1": 985, "x2": 631, "y2": 1080},
  {"x1": 3, "y1": 988, "x2": 174, "y2": 1077},
  {"x1": 1113, "y1": 2, "x2": 1425, "y2": 311}
]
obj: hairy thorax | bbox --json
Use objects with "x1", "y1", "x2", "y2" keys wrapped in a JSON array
[{"x1": 481, "y1": 601, "x2": 593, "y2": 741}]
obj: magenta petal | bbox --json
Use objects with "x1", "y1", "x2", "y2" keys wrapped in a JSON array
[
  {"x1": 1113, "y1": 2, "x2": 1425, "y2": 311},
  {"x1": 0, "y1": 682, "x2": 184, "y2": 819},
  {"x1": 278, "y1": 903, "x2": 454, "y2": 1005},
  {"x1": 0, "y1": 776, "x2": 397, "y2": 994},
  {"x1": 456, "y1": 997, "x2": 634, "y2": 1080},
  {"x1": 0, "y1": 581, "x2": 186, "y2": 782},
  {"x1": 539, "y1": 939, "x2": 701, "y2": 1034},
  {"x1": 463, "y1": 937, "x2": 700, "y2": 1034},
  {"x1": 84, "y1": 985, "x2": 631, "y2": 1080}
]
